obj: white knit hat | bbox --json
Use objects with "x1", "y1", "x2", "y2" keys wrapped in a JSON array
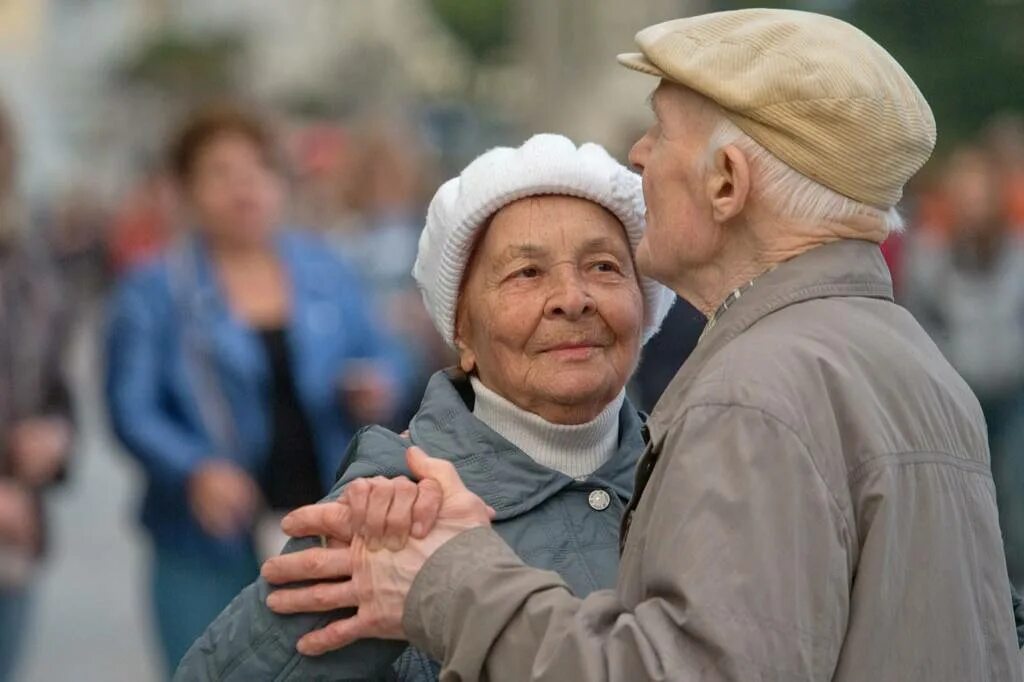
[{"x1": 413, "y1": 133, "x2": 675, "y2": 349}]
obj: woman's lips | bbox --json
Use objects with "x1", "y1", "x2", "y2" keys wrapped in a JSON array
[{"x1": 542, "y1": 343, "x2": 602, "y2": 361}]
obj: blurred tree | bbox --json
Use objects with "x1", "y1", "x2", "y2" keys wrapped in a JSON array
[
  {"x1": 115, "y1": 30, "x2": 245, "y2": 99},
  {"x1": 429, "y1": 0, "x2": 512, "y2": 62},
  {"x1": 714, "y1": 0, "x2": 1024, "y2": 147}
]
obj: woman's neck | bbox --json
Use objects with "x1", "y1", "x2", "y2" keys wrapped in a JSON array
[{"x1": 470, "y1": 376, "x2": 623, "y2": 480}]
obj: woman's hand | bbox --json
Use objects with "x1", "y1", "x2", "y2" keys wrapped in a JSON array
[
  {"x1": 187, "y1": 460, "x2": 261, "y2": 538},
  {"x1": 262, "y1": 472, "x2": 446, "y2": 616},
  {"x1": 8, "y1": 417, "x2": 72, "y2": 487},
  {"x1": 339, "y1": 360, "x2": 398, "y2": 425},
  {"x1": 0, "y1": 479, "x2": 38, "y2": 549}
]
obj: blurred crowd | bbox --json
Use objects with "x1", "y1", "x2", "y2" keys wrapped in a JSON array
[{"x1": 3, "y1": 89, "x2": 1024, "y2": 679}]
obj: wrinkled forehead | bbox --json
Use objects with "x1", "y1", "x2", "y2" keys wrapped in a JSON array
[
  {"x1": 651, "y1": 81, "x2": 722, "y2": 132},
  {"x1": 474, "y1": 195, "x2": 632, "y2": 264}
]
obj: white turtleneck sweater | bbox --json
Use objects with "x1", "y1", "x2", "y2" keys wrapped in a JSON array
[{"x1": 470, "y1": 376, "x2": 623, "y2": 480}]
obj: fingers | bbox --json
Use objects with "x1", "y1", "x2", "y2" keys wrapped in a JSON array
[
  {"x1": 406, "y1": 446, "x2": 466, "y2": 493},
  {"x1": 362, "y1": 477, "x2": 396, "y2": 549},
  {"x1": 266, "y1": 580, "x2": 357, "y2": 614},
  {"x1": 297, "y1": 613, "x2": 372, "y2": 656},
  {"x1": 261, "y1": 546, "x2": 352, "y2": 585},
  {"x1": 343, "y1": 478, "x2": 371, "y2": 538},
  {"x1": 382, "y1": 478, "x2": 419, "y2": 550},
  {"x1": 191, "y1": 496, "x2": 237, "y2": 539},
  {"x1": 282, "y1": 501, "x2": 353, "y2": 542},
  {"x1": 410, "y1": 478, "x2": 443, "y2": 539}
]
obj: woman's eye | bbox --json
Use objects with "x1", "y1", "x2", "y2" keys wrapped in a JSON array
[
  {"x1": 515, "y1": 267, "x2": 540, "y2": 279},
  {"x1": 593, "y1": 261, "x2": 620, "y2": 274}
]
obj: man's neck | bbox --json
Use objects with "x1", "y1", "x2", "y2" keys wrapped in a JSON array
[
  {"x1": 675, "y1": 215, "x2": 887, "y2": 318},
  {"x1": 680, "y1": 260, "x2": 772, "y2": 319}
]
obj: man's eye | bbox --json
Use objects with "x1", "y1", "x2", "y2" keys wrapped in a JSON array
[{"x1": 593, "y1": 261, "x2": 620, "y2": 273}]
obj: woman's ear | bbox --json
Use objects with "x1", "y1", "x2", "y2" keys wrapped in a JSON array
[
  {"x1": 706, "y1": 145, "x2": 751, "y2": 224},
  {"x1": 456, "y1": 339, "x2": 475, "y2": 372},
  {"x1": 454, "y1": 310, "x2": 476, "y2": 374}
]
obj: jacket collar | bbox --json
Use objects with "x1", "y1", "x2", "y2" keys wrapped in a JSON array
[
  {"x1": 648, "y1": 239, "x2": 893, "y2": 438},
  {"x1": 409, "y1": 369, "x2": 643, "y2": 520}
]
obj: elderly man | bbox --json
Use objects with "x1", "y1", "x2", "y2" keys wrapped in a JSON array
[{"x1": 265, "y1": 9, "x2": 1022, "y2": 681}]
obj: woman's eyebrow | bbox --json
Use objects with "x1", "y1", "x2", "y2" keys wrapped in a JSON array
[
  {"x1": 579, "y1": 236, "x2": 626, "y2": 254},
  {"x1": 501, "y1": 243, "x2": 547, "y2": 260}
]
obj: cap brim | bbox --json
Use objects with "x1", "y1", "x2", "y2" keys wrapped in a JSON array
[{"x1": 616, "y1": 52, "x2": 669, "y2": 79}]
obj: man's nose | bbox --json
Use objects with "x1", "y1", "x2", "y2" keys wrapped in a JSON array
[{"x1": 629, "y1": 133, "x2": 651, "y2": 173}]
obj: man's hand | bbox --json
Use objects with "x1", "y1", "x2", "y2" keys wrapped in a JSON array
[
  {"x1": 8, "y1": 417, "x2": 72, "y2": 487},
  {"x1": 261, "y1": 473, "x2": 447, "y2": 627},
  {"x1": 187, "y1": 460, "x2": 260, "y2": 538},
  {"x1": 340, "y1": 361, "x2": 398, "y2": 425},
  {"x1": 0, "y1": 479, "x2": 39, "y2": 549},
  {"x1": 267, "y1": 447, "x2": 493, "y2": 656}
]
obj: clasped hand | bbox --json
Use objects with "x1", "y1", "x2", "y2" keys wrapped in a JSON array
[{"x1": 261, "y1": 446, "x2": 494, "y2": 656}]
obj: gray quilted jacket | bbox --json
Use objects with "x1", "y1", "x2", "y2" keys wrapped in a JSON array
[{"x1": 174, "y1": 368, "x2": 644, "y2": 681}]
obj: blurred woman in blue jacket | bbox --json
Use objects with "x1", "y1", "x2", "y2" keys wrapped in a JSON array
[{"x1": 104, "y1": 104, "x2": 407, "y2": 675}]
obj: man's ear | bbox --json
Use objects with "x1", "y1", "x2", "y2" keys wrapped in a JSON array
[{"x1": 706, "y1": 145, "x2": 751, "y2": 224}]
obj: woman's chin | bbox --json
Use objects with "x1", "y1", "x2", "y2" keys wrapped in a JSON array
[{"x1": 534, "y1": 370, "x2": 619, "y2": 409}]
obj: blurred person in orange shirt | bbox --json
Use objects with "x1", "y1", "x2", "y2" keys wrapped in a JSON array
[
  {"x1": 903, "y1": 144, "x2": 1024, "y2": 586},
  {"x1": 0, "y1": 101, "x2": 75, "y2": 682},
  {"x1": 985, "y1": 113, "x2": 1024, "y2": 230},
  {"x1": 107, "y1": 165, "x2": 177, "y2": 274}
]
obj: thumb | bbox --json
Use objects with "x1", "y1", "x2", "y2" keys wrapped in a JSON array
[{"x1": 406, "y1": 446, "x2": 466, "y2": 495}]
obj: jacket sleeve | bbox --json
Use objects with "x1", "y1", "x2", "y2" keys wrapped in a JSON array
[
  {"x1": 174, "y1": 434, "x2": 411, "y2": 681},
  {"x1": 104, "y1": 278, "x2": 210, "y2": 490},
  {"x1": 404, "y1": 403, "x2": 851, "y2": 681}
]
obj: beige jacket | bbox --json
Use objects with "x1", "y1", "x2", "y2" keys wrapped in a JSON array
[{"x1": 405, "y1": 240, "x2": 1021, "y2": 681}]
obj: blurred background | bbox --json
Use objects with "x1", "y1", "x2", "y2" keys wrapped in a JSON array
[{"x1": 0, "y1": 0, "x2": 1022, "y2": 680}]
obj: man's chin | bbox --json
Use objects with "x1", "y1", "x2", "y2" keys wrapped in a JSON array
[{"x1": 635, "y1": 243, "x2": 657, "y2": 280}]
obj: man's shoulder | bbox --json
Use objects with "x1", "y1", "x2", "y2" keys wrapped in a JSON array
[
  {"x1": 661, "y1": 297, "x2": 908, "y2": 434},
  {"x1": 705, "y1": 294, "x2": 920, "y2": 394}
]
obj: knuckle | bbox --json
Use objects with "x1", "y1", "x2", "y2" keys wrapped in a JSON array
[
  {"x1": 312, "y1": 584, "x2": 331, "y2": 607},
  {"x1": 304, "y1": 551, "x2": 325, "y2": 574}
]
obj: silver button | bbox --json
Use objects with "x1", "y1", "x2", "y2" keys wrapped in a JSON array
[{"x1": 588, "y1": 489, "x2": 611, "y2": 511}]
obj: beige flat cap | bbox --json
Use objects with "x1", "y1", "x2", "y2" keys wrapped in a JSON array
[{"x1": 618, "y1": 9, "x2": 936, "y2": 209}]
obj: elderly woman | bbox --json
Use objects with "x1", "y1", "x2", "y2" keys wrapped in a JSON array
[
  {"x1": 105, "y1": 104, "x2": 408, "y2": 674},
  {"x1": 174, "y1": 134, "x2": 674, "y2": 680}
]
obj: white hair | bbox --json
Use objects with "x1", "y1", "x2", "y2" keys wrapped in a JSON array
[{"x1": 704, "y1": 118, "x2": 904, "y2": 233}]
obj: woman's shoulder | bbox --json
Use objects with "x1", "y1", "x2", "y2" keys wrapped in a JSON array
[
  {"x1": 278, "y1": 228, "x2": 369, "y2": 290},
  {"x1": 108, "y1": 255, "x2": 175, "y2": 315},
  {"x1": 334, "y1": 425, "x2": 414, "y2": 487}
]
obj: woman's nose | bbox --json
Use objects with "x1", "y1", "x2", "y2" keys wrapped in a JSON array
[{"x1": 545, "y1": 270, "x2": 595, "y2": 320}]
